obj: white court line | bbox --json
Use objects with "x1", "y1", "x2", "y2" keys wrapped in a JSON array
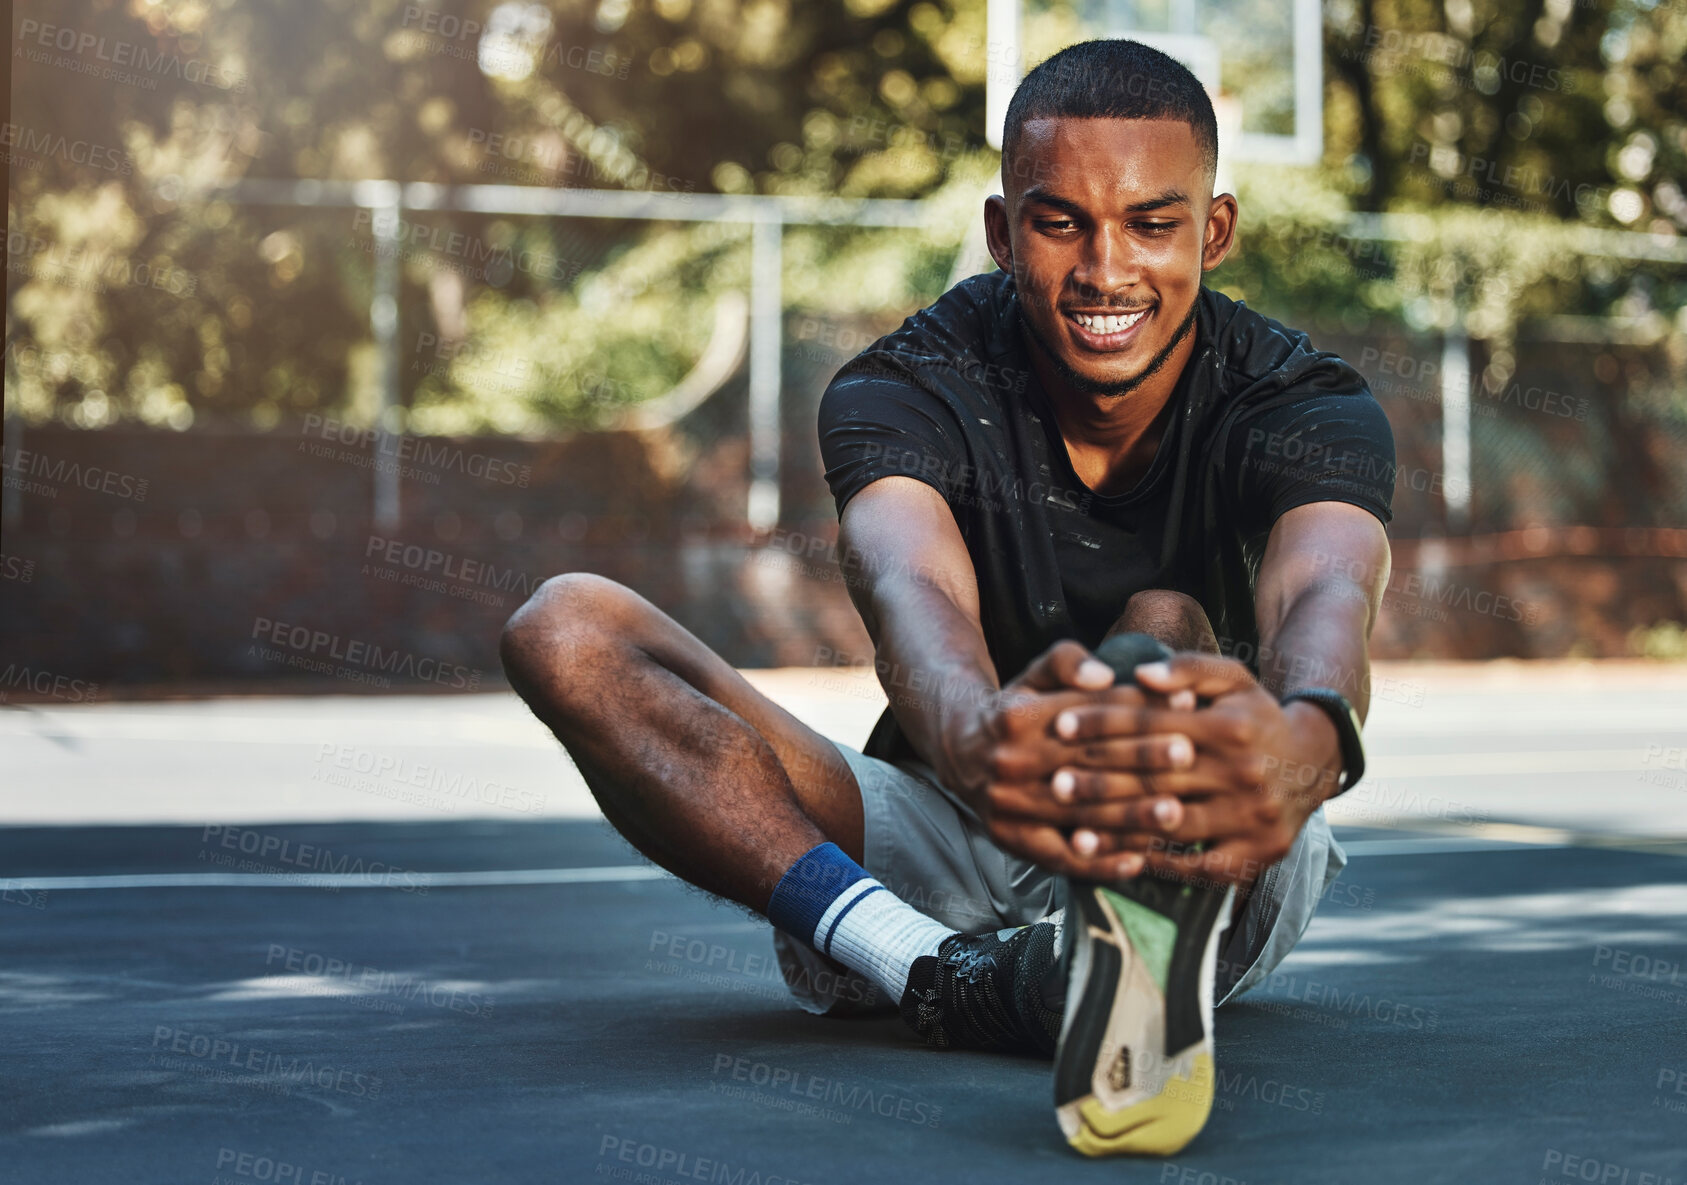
[
  {"x1": 1339, "y1": 838, "x2": 1567, "y2": 857},
  {"x1": 1, "y1": 839, "x2": 1594, "y2": 891},
  {"x1": 0, "y1": 865, "x2": 672, "y2": 892}
]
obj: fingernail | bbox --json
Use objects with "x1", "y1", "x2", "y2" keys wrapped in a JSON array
[
  {"x1": 1169, "y1": 735, "x2": 1193, "y2": 767},
  {"x1": 1171, "y1": 690, "x2": 1196, "y2": 711},
  {"x1": 1052, "y1": 770, "x2": 1075, "y2": 800},
  {"x1": 1072, "y1": 829, "x2": 1098, "y2": 856},
  {"x1": 1056, "y1": 712, "x2": 1078, "y2": 738},
  {"x1": 1154, "y1": 798, "x2": 1179, "y2": 825},
  {"x1": 1135, "y1": 662, "x2": 1169, "y2": 683},
  {"x1": 1077, "y1": 659, "x2": 1112, "y2": 686},
  {"x1": 1116, "y1": 854, "x2": 1143, "y2": 877}
]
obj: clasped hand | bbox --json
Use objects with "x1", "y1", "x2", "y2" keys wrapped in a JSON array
[{"x1": 945, "y1": 641, "x2": 1339, "y2": 887}]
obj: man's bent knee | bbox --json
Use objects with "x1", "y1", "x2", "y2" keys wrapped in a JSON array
[
  {"x1": 1110, "y1": 588, "x2": 1219, "y2": 654},
  {"x1": 500, "y1": 572, "x2": 631, "y2": 689}
]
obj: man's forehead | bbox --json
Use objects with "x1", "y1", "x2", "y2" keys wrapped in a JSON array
[{"x1": 1007, "y1": 116, "x2": 1205, "y2": 201}]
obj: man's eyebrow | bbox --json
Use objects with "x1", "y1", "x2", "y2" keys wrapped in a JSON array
[{"x1": 1019, "y1": 186, "x2": 1191, "y2": 215}]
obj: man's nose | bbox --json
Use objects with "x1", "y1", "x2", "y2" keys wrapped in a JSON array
[{"x1": 1070, "y1": 224, "x2": 1142, "y2": 303}]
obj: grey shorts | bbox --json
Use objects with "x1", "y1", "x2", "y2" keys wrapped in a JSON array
[{"x1": 772, "y1": 737, "x2": 1347, "y2": 1016}]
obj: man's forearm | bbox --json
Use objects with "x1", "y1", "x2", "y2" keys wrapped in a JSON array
[
  {"x1": 860, "y1": 577, "x2": 1000, "y2": 791},
  {"x1": 1252, "y1": 583, "x2": 1375, "y2": 806},
  {"x1": 1256, "y1": 585, "x2": 1375, "y2": 722}
]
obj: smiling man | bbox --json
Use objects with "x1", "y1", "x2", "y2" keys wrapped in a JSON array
[{"x1": 502, "y1": 38, "x2": 1394, "y2": 1159}]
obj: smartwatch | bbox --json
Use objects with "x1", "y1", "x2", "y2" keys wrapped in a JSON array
[{"x1": 1280, "y1": 687, "x2": 1366, "y2": 795}]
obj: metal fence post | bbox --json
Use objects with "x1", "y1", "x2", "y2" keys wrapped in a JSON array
[
  {"x1": 747, "y1": 212, "x2": 783, "y2": 532},
  {"x1": 1441, "y1": 319, "x2": 1471, "y2": 532},
  {"x1": 363, "y1": 180, "x2": 403, "y2": 530}
]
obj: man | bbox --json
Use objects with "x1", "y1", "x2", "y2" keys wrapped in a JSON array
[{"x1": 501, "y1": 39, "x2": 1393, "y2": 1158}]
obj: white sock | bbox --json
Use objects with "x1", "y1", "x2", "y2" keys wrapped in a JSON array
[{"x1": 813, "y1": 879, "x2": 956, "y2": 999}]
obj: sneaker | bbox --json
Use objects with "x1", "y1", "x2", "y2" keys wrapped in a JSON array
[
  {"x1": 1054, "y1": 874, "x2": 1233, "y2": 1155},
  {"x1": 899, "y1": 921, "x2": 1064, "y2": 1055},
  {"x1": 1052, "y1": 631, "x2": 1235, "y2": 1156}
]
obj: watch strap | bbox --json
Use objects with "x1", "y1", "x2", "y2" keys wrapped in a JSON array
[{"x1": 1280, "y1": 687, "x2": 1366, "y2": 795}]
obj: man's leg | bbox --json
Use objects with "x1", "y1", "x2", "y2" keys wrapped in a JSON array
[
  {"x1": 1096, "y1": 588, "x2": 1346, "y2": 1003},
  {"x1": 1103, "y1": 587, "x2": 1220, "y2": 656},
  {"x1": 501, "y1": 571, "x2": 861, "y2": 906},
  {"x1": 500, "y1": 572, "x2": 956, "y2": 1001},
  {"x1": 1101, "y1": 588, "x2": 1251, "y2": 918}
]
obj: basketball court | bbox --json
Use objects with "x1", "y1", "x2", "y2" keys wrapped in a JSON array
[{"x1": 4, "y1": 663, "x2": 1684, "y2": 1182}]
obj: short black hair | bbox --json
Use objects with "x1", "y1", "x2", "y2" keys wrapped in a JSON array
[{"x1": 1002, "y1": 39, "x2": 1219, "y2": 188}]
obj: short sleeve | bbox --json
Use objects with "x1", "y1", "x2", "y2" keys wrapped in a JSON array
[
  {"x1": 817, "y1": 356, "x2": 971, "y2": 518},
  {"x1": 1225, "y1": 385, "x2": 1397, "y2": 544}
]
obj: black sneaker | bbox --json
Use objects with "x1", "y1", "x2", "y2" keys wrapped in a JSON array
[
  {"x1": 1053, "y1": 632, "x2": 1235, "y2": 1156},
  {"x1": 899, "y1": 921, "x2": 1064, "y2": 1056}
]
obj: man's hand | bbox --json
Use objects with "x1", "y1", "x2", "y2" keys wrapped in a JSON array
[
  {"x1": 940, "y1": 640, "x2": 1203, "y2": 880},
  {"x1": 1055, "y1": 653, "x2": 1344, "y2": 887}
]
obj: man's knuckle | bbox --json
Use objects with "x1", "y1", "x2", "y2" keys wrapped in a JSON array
[{"x1": 985, "y1": 749, "x2": 1017, "y2": 782}]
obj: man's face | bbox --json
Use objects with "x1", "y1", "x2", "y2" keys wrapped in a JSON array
[{"x1": 985, "y1": 117, "x2": 1236, "y2": 399}]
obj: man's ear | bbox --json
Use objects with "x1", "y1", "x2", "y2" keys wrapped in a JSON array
[
  {"x1": 1201, "y1": 192, "x2": 1239, "y2": 272},
  {"x1": 984, "y1": 194, "x2": 1013, "y2": 273}
]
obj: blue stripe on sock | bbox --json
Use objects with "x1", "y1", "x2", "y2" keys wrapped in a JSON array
[
  {"x1": 764, "y1": 842, "x2": 869, "y2": 942},
  {"x1": 820, "y1": 883, "x2": 884, "y2": 955}
]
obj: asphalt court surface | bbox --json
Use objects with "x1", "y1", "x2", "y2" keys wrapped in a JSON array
[{"x1": 3, "y1": 665, "x2": 1685, "y2": 1184}]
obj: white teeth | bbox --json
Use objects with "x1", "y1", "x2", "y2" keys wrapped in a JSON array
[{"x1": 1071, "y1": 310, "x2": 1146, "y2": 335}]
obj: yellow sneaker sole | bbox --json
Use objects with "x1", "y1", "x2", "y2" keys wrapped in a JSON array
[{"x1": 1059, "y1": 1052, "x2": 1214, "y2": 1156}]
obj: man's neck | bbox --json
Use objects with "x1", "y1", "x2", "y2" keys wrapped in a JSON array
[{"x1": 1024, "y1": 326, "x2": 1197, "y2": 497}]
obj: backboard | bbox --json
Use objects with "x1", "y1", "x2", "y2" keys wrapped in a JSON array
[{"x1": 985, "y1": 0, "x2": 1324, "y2": 173}]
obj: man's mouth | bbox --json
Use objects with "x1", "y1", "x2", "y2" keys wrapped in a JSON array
[{"x1": 1063, "y1": 306, "x2": 1151, "y2": 350}]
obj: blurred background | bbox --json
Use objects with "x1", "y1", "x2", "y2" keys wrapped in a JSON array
[
  {"x1": 5, "y1": 7, "x2": 1685, "y2": 1177},
  {"x1": 2, "y1": 0, "x2": 1685, "y2": 695}
]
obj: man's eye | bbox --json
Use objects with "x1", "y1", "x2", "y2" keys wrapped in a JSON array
[
  {"x1": 1138, "y1": 221, "x2": 1177, "y2": 233},
  {"x1": 1034, "y1": 219, "x2": 1077, "y2": 232}
]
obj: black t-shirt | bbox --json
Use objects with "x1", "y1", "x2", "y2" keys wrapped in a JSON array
[{"x1": 818, "y1": 270, "x2": 1396, "y2": 766}]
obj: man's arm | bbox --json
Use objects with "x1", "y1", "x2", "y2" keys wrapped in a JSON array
[
  {"x1": 1253, "y1": 500, "x2": 1392, "y2": 720},
  {"x1": 1065, "y1": 500, "x2": 1392, "y2": 883},
  {"x1": 836, "y1": 475, "x2": 1193, "y2": 879},
  {"x1": 834, "y1": 474, "x2": 997, "y2": 787}
]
